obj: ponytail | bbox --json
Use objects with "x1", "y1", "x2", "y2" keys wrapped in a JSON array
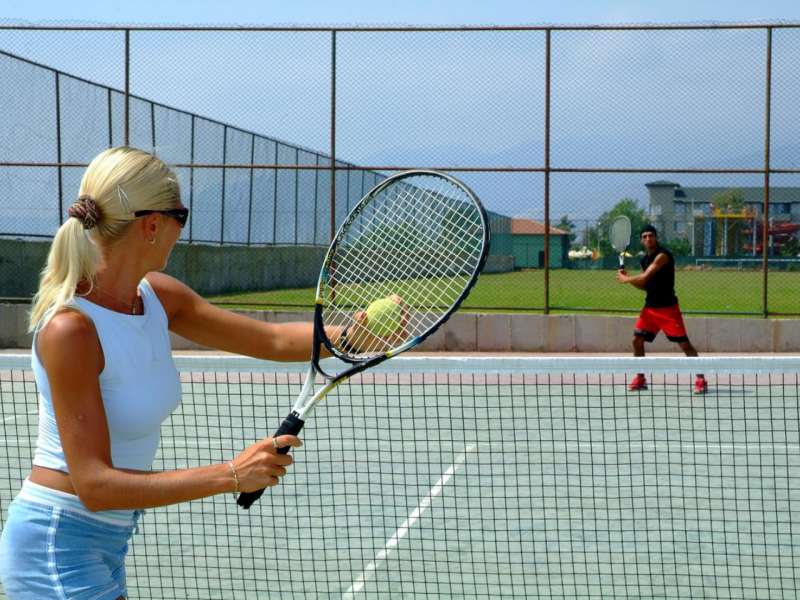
[
  {"x1": 28, "y1": 146, "x2": 180, "y2": 331},
  {"x1": 28, "y1": 217, "x2": 101, "y2": 330}
]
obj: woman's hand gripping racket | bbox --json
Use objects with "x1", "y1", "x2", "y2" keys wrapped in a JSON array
[
  {"x1": 609, "y1": 215, "x2": 632, "y2": 268},
  {"x1": 237, "y1": 170, "x2": 490, "y2": 509}
]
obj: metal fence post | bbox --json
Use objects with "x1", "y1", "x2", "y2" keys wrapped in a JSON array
[
  {"x1": 220, "y1": 125, "x2": 228, "y2": 245},
  {"x1": 55, "y1": 72, "x2": 63, "y2": 226},
  {"x1": 247, "y1": 134, "x2": 255, "y2": 246},
  {"x1": 188, "y1": 114, "x2": 195, "y2": 243},
  {"x1": 544, "y1": 29, "x2": 552, "y2": 315},
  {"x1": 330, "y1": 29, "x2": 337, "y2": 242},
  {"x1": 761, "y1": 26, "x2": 772, "y2": 318},
  {"x1": 124, "y1": 29, "x2": 130, "y2": 146}
]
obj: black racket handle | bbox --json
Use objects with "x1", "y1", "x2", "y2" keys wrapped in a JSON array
[{"x1": 237, "y1": 412, "x2": 306, "y2": 509}]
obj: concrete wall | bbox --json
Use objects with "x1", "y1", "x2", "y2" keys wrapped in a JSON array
[
  {"x1": 0, "y1": 239, "x2": 50, "y2": 297},
  {"x1": 2, "y1": 302, "x2": 797, "y2": 353},
  {"x1": 0, "y1": 239, "x2": 328, "y2": 298},
  {"x1": 0, "y1": 239, "x2": 513, "y2": 298},
  {"x1": 167, "y1": 244, "x2": 326, "y2": 294}
]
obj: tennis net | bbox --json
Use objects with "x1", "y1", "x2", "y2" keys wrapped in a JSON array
[{"x1": 1, "y1": 354, "x2": 798, "y2": 599}]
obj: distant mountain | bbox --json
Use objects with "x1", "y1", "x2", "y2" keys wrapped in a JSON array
[
  {"x1": 357, "y1": 138, "x2": 799, "y2": 224},
  {"x1": 694, "y1": 140, "x2": 800, "y2": 171}
]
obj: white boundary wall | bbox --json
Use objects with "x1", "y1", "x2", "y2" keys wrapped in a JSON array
[{"x1": 2, "y1": 304, "x2": 797, "y2": 353}]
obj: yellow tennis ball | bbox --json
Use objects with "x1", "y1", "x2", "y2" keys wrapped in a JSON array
[{"x1": 365, "y1": 297, "x2": 403, "y2": 337}]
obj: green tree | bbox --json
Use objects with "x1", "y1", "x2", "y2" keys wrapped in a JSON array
[
  {"x1": 779, "y1": 235, "x2": 800, "y2": 257},
  {"x1": 664, "y1": 237, "x2": 691, "y2": 257},
  {"x1": 556, "y1": 215, "x2": 578, "y2": 247},
  {"x1": 595, "y1": 198, "x2": 649, "y2": 257}
]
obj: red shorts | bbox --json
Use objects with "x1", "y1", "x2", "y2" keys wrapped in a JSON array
[{"x1": 634, "y1": 304, "x2": 689, "y2": 343}]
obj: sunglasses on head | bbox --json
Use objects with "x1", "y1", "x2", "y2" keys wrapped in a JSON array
[{"x1": 134, "y1": 207, "x2": 189, "y2": 228}]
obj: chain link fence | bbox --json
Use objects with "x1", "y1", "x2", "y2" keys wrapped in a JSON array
[{"x1": 0, "y1": 22, "x2": 798, "y2": 315}]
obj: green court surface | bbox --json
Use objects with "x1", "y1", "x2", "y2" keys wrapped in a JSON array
[{"x1": 1, "y1": 356, "x2": 799, "y2": 599}]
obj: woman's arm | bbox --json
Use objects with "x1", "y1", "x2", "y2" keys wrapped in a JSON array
[
  {"x1": 146, "y1": 272, "x2": 343, "y2": 361},
  {"x1": 37, "y1": 309, "x2": 300, "y2": 512}
]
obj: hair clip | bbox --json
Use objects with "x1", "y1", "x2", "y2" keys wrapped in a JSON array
[{"x1": 117, "y1": 186, "x2": 133, "y2": 214}]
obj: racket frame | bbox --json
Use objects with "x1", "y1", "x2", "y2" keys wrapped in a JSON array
[
  {"x1": 609, "y1": 215, "x2": 632, "y2": 268},
  {"x1": 237, "y1": 170, "x2": 489, "y2": 509},
  {"x1": 299, "y1": 170, "x2": 490, "y2": 417}
]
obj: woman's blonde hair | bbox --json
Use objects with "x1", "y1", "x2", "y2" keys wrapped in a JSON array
[{"x1": 29, "y1": 146, "x2": 181, "y2": 330}]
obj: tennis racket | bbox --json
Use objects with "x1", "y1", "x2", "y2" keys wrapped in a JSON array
[
  {"x1": 238, "y1": 170, "x2": 490, "y2": 509},
  {"x1": 609, "y1": 215, "x2": 632, "y2": 268}
]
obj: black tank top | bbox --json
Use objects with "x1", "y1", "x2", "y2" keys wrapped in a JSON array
[{"x1": 640, "y1": 246, "x2": 678, "y2": 308}]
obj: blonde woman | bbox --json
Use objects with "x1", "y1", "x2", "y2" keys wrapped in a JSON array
[{"x1": 0, "y1": 146, "x2": 344, "y2": 600}]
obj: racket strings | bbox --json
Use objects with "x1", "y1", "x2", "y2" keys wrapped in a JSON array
[
  {"x1": 336, "y1": 182, "x2": 480, "y2": 290},
  {"x1": 381, "y1": 182, "x2": 483, "y2": 273},
  {"x1": 354, "y1": 181, "x2": 482, "y2": 284},
  {"x1": 321, "y1": 174, "x2": 485, "y2": 357},
  {"x1": 336, "y1": 201, "x2": 477, "y2": 303},
  {"x1": 328, "y1": 227, "x2": 473, "y2": 341},
  {"x1": 362, "y1": 181, "x2": 480, "y2": 261},
  {"x1": 610, "y1": 216, "x2": 632, "y2": 252}
]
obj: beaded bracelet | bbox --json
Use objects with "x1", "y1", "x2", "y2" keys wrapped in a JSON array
[{"x1": 227, "y1": 460, "x2": 240, "y2": 501}]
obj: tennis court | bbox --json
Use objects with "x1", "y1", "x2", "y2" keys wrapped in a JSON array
[{"x1": 2, "y1": 355, "x2": 798, "y2": 599}]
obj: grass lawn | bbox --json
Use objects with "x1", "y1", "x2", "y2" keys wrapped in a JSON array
[{"x1": 206, "y1": 269, "x2": 800, "y2": 316}]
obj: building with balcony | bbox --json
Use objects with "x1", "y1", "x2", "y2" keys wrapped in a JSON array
[{"x1": 645, "y1": 181, "x2": 800, "y2": 255}]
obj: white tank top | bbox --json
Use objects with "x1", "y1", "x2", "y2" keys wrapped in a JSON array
[{"x1": 31, "y1": 279, "x2": 182, "y2": 472}]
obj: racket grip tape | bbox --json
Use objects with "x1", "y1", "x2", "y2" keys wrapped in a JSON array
[{"x1": 236, "y1": 413, "x2": 306, "y2": 509}]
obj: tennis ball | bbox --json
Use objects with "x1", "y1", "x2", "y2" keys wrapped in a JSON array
[{"x1": 364, "y1": 297, "x2": 404, "y2": 337}]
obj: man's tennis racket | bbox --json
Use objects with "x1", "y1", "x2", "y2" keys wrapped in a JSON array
[
  {"x1": 609, "y1": 215, "x2": 632, "y2": 268},
  {"x1": 238, "y1": 169, "x2": 490, "y2": 509}
]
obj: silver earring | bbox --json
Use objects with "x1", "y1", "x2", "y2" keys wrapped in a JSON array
[{"x1": 149, "y1": 238, "x2": 156, "y2": 245}]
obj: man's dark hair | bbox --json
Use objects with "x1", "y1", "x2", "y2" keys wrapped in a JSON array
[{"x1": 640, "y1": 224, "x2": 658, "y2": 237}]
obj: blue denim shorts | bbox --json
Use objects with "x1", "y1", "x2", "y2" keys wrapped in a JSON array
[{"x1": 0, "y1": 479, "x2": 144, "y2": 600}]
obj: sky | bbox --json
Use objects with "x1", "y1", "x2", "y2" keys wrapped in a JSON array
[
  {"x1": 1, "y1": 0, "x2": 799, "y2": 232},
  {"x1": 1, "y1": 0, "x2": 799, "y2": 28}
]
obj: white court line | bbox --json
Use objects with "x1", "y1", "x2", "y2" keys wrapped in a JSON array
[
  {"x1": 342, "y1": 444, "x2": 476, "y2": 599},
  {"x1": 3, "y1": 410, "x2": 37, "y2": 423},
  {"x1": 546, "y1": 442, "x2": 800, "y2": 452}
]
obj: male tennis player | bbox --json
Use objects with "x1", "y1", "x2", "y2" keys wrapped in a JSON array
[{"x1": 616, "y1": 224, "x2": 707, "y2": 394}]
